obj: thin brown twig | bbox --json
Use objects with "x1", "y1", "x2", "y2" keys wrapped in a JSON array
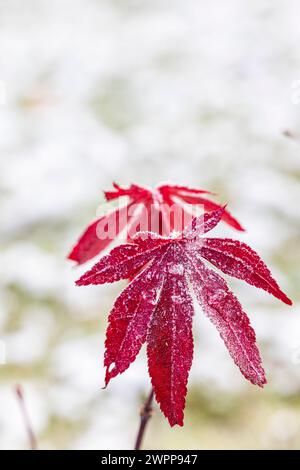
[
  {"x1": 283, "y1": 129, "x2": 300, "y2": 142},
  {"x1": 134, "y1": 388, "x2": 154, "y2": 450},
  {"x1": 15, "y1": 384, "x2": 38, "y2": 450}
]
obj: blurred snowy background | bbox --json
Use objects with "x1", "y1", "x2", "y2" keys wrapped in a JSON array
[{"x1": 0, "y1": 0, "x2": 300, "y2": 450}]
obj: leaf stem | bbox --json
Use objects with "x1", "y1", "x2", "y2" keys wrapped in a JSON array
[
  {"x1": 134, "y1": 388, "x2": 154, "y2": 450},
  {"x1": 15, "y1": 384, "x2": 38, "y2": 450}
]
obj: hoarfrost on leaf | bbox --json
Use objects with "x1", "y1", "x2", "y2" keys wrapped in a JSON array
[
  {"x1": 76, "y1": 207, "x2": 292, "y2": 426},
  {"x1": 68, "y1": 182, "x2": 244, "y2": 265},
  {"x1": 167, "y1": 264, "x2": 184, "y2": 275}
]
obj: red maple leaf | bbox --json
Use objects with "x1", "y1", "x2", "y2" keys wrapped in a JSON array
[
  {"x1": 76, "y1": 208, "x2": 292, "y2": 427},
  {"x1": 68, "y1": 182, "x2": 244, "y2": 265}
]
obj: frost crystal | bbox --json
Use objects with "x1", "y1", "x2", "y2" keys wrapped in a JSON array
[
  {"x1": 76, "y1": 206, "x2": 292, "y2": 427},
  {"x1": 167, "y1": 264, "x2": 184, "y2": 275}
]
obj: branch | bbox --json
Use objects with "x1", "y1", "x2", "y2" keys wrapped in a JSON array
[
  {"x1": 134, "y1": 388, "x2": 154, "y2": 450},
  {"x1": 283, "y1": 129, "x2": 300, "y2": 142},
  {"x1": 15, "y1": 384, "x2": 38, "y2": 450}
]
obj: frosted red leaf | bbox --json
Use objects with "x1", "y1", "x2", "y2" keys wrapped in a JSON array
[
  {"x1": 199, "y1": 238, "x2": 292, "y2": 305},
  {"x1": 76, "y1": 238, "x2": 170, "y2": 286},
  {"x1": 68, "y1": 182, "x2": 244, "y2": 265},
  {"x1": 104, "y1": 261, "x2": 165, "y2": 385},
  {"x1": 147, "y1": 246, "x2": 194, "y2": 427},
  {"x1": 187, "y1": 253, "x2": 267, "y2": 387},
  {"x1": 183, "y1": 205, "x2": 226, "y2": 239},
  {"x1": 76, "y1": 207, "x2": 292, "y2": 426},
  {"x1": 68, "y1": 204, "x2": 136, "y2": 265}
]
